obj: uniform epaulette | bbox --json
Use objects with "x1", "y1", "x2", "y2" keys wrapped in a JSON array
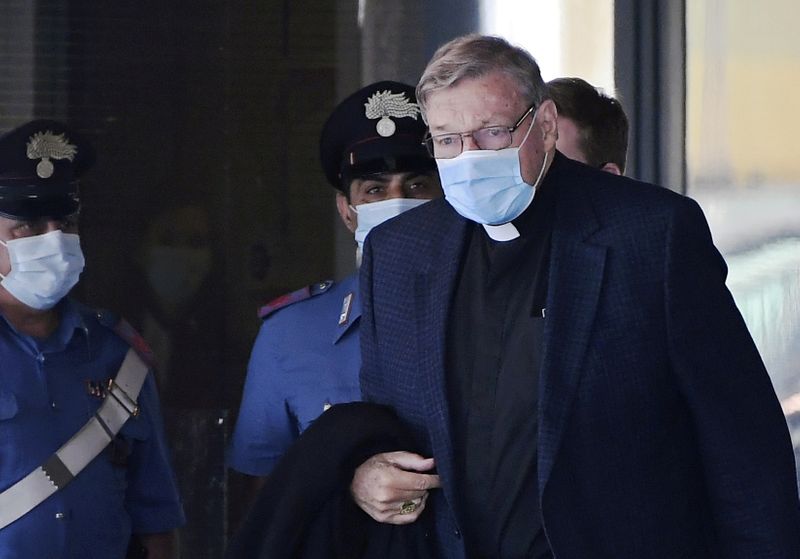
[
  {"x1": 257, "y1": 280, "x2": 334, "y2": 319},
  {"x1": 95, "y1": 309, "x2": 156, "y2": 369}
]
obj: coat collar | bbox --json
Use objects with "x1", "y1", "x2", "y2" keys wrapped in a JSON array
[
  {"x1": 412, "y1": 202, "x2": 469, "y2": 508},
  {"x1": 0, "y1": 297, "x2": 88, "y2": 356},
  {"x1": 537, "y1": 155, "x2": 607, "y2": 495},
  {"x1": 412, "y1": 155, "x2": 610, "y2": 504}
]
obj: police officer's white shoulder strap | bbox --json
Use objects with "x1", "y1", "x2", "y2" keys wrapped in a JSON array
[{"x1": 0, "y1": 348, "x2": 148, "y2": 530}]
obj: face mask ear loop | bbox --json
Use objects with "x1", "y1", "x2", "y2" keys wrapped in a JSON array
[
  {"x1": 517, "y1": 106, "x2": 548, "y2": 190},
  {"x1": 531, "y1": 149, "x2": 549, "y2": 190},
  {"x1": 0, "y1": 239, "x2": 7, "y2": 279},
  {"x1": 518, "y1": 106, "x2": 539, "y2": 150}
]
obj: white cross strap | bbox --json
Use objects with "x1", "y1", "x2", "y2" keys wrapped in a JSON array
[{"x1": 0, "y1": 348, "x2": 149, "y2": 530}]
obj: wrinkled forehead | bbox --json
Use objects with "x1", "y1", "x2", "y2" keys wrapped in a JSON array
[{"x1": 424, "y1": 72, "x2": 528, "y2": 133}]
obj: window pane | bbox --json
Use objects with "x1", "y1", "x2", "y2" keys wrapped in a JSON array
[
  {"x1": 480, "y1": 0, "x2": 615, "y2": 94},
  {"x1": 687, "y1": 0, "x2": 800, "y2": 482}
]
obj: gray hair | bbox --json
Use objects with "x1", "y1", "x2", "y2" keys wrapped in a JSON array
[{"x1": 416, "y1": 34, "x2": 548, "y2": 120}]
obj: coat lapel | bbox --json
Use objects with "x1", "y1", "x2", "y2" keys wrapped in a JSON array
[
  {"x1": 414, "y1": 208, "x2": 468, "y2": 503},
  {"x1": 406, "y1": 176, "x2": 608, "y2": 509},
  {"x1": 538, "y1": 179, "x2": 607, "y2": 495}
]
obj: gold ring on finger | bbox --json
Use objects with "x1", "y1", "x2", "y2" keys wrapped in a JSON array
[{"x1": 399, "y1": 500, "x2": 418, "y2": 515}]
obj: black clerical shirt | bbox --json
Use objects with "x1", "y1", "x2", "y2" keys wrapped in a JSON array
[{"x1": 445, "y1": 179, "x2": 555, "y2": 559}]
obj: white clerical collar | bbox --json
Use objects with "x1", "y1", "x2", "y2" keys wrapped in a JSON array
[{"x1": 482, "y1": 222, "x2": 520, "y2": 241}]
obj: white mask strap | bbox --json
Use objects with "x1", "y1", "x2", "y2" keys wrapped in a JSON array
[
  {"x1": 0, "y1": 239, "x2": 6, "y2": 279},
  {"x1": 532, "y1": 149, "x2": 549, "y2": 190},
  {"x1": 518, "y1": 106, "x2": 539, "y2": 149}
]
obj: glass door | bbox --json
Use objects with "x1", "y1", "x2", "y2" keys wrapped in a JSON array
[{"x1": 687, "y1": 0, "x2": 800, "y2": 483}]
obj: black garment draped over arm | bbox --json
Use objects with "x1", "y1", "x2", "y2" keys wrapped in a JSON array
[{"x1": 225, "y1": 402, "x2": 436, "y2": 559}]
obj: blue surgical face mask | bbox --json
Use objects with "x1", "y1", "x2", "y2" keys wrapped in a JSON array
[
  {"x1": 352, "y1": 197, "x2": 431, "y2": 249},
  {"x1": 0, "y1": 230, "x2": 85, "y2": 310},
  {"x1": 435, "y1": 109, "x2": 548, "y2": 225},
  {"x1": 351, "y1": 197, "x2": 431, "y2": 265}
]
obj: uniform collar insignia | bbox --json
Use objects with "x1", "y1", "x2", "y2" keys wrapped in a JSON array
[
  {"x1": 26, "y1": 130, "x2": 78, "y2": 179},
  {"x1": 364, "y1": 90, "x2": 420, "y2": 138},
  {"x1": 338, "y1": 292, "x2": 354, "y2": 326}
]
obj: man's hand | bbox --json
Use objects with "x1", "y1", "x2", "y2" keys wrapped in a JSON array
[{"x1": 350, "y1": 451, "x2": 441, "y2": 524}]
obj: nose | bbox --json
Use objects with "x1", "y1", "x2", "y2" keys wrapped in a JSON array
[
  {"x1": 385, "y1": 176, "x2": 406, "y2": 199},
  {"x1": 461, "y1": 133, "x2": 480, "y2": 152},
  {"x1": 44, "y1": 218, "x2": 68, "y2": 233}
]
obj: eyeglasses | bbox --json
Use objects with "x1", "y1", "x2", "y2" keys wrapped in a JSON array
[{"x1": 422, "y1": 103, "x2": 536, "y2": 159}]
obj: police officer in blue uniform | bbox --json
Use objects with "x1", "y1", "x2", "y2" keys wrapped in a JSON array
[
  {"x1": 0, "y1": 120, "x2": 184, "y2": 558},
  {"x1": 228, "y1": 81, "x2": 442, "y2": 485}
]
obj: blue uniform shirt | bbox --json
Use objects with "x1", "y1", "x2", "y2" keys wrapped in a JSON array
[
  {"x1": 228, "y1": 273, "x2": 362, "y2": 476},
  {"x1": 0, "y1": 299, "x2": 185, "y2": 559}
]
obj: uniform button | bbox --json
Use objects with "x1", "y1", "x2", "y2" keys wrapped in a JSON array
[
  {"x1": 51, "y1": 401, "x2": 57, "y2": 409},
  {"x1": 55, "y1": 512, "x2": 65, "y2": 519},
  {"x1": 454, "y1": 528, "x2": 461, "y2": 538},
  {"x1": 36, "y1": 354, "x2": 45, "y2": 363}
]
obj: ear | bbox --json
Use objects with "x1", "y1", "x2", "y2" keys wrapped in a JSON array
[
  {"x1": 538, "y1": 99, "x2": 559, "y2": 151},
  {"x1": 335, "y1": 191, "x2": 357, "y2": 233},
  {"x1": 600, "y1": 162, "x2": 623, "y2": 176}
]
